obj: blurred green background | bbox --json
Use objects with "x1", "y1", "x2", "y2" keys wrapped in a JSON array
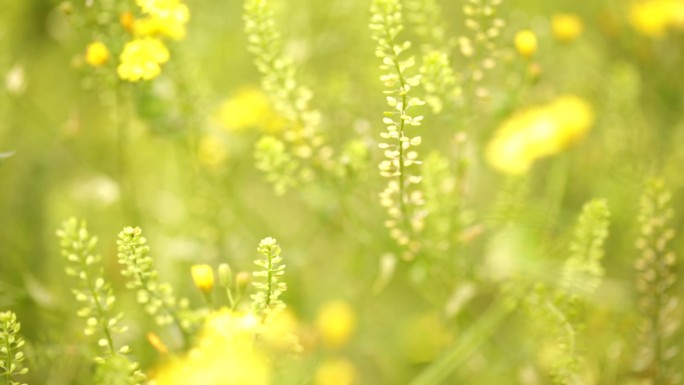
[{"x1": 1, "y1": 0, "x2": 683, "y2": 384}]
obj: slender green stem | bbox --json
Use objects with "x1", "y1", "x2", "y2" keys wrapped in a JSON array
[
  {"x1": 83, "y1": 271, "x2": 115, "y2": 355},
  {"x1": 408, "y1": 297, "x2": 517, "y2": 385}
]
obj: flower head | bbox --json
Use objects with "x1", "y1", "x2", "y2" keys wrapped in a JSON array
[
  {"x1": 552, "y1": 13, "x2": 584, "y2": 42},
  {"x1": 486, "y1": 95, "x2": 594, "y2": 175},
  {"x1": 191, "y1": 264, "x2": 215, "y2": 294},
  {"x1": 85, "y1": 41, "x2": 110, "y2": 67},
  {"x1": 134, "y1": 0, "x2": 190, "y2": 40},
  {"x1": 117, "y1": 37, "x2": 170, "y2": 82},
  {"x1": 315, "y1": 300, "x2": 356, "y2": 349},
  {"x1": 629, "y1": 0, "x2": 684, "y2": 37},
  {"x1": 514, "y1": 29, "x2": 538, "y2": 58}
]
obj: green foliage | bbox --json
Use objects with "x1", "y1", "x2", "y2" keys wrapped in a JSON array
[
  {"x1": 525, "y1": 199, "x2": 611, "y2": 385},
  {"x1": 634, "y1": 179, "x2": 681, "y2": 384},
  {"x1": 251, "y1": 237, "x2": 287, "y2": 322},
  {"x1": 2, "y1": 0, "x2": 684, "y2": 384},
  {"x1": 561, "y1": 199, "x2": 611, "y2": 298},
  {"x1": 0, "y1": 311, "x2": 28, "y2": 385}
]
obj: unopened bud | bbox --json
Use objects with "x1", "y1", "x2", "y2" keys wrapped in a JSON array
[
  {"x1": 218, "y1": 263, "x2": 233, "y2": 288},
  {"x1": 235, "y1": 271, "x2": 250, "y2": 294}
]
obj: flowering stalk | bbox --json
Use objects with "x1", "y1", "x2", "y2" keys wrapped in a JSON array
[
  {"x1": 370, "y1": 0, "x2": 426, "y2": 258},
  {"x1": 0, "y1": 311, "x2": 28, "y2": 385}
]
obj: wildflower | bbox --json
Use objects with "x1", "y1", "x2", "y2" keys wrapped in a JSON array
[
  {"x1": 314, "y1": 358, "x2": 356, "y2": 385},
  {"x1": 85, "y1": 41, "x2": 110, "y2": 67},
  {"x1": 551, "y1": 13, "x2": 583, "y2": 42},
  {"x1": 216, "y1": 87, "x2": 273, "y2": 133},
  {"x1": 315, "y1": 300, "x2": 356, "y2": 348},
  {"x1": 117, "y1": 37, "x2": 170, "y2": 82},
  {"x1": 629, "y1": 0, "x2": 684, "y2": 37},
  {"x1": 486, "y1": 95, "x2": 594, "y2": 175},
  {"x1": 154, "y1": 310, "x2": 269, "y2": 385},
  {"x1": 120, "y1": 11, "x2": 135, "y2": 33},
  {"x1": 134, "y1": 0, "x2": 190, "y2": 40},
  {"x1": 514, "y1": 29, "x2": 538, "y2": 58},
  {"x1": 191, "y1": 264, "x2": 215, "y2": 294}
]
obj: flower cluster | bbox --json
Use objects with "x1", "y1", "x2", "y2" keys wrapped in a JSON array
[
  {"x1": 116, "y1": 226, "x2": 192, "y2": 336},
  {"x1": 485, "y1": 95, "x2": 594, "y2": 175},
  {"x1": 153, "y1": 310, "x2": 270, "y2": 385},
  {"x1": 551, "y1": 13, "x2": 584, "y2": 42},
  {"x1": 634, "y1": 179, "x2": 681, "y2": 383},
  {"x1": 629, "y1": 0, "x2": 684, "y2": 38},
  {"x1": 0, "y1": 311, "x2": 29, "y2": 385},
  {"x1": 117, "y1": 0, "x2": 190, "y2": 82},
  {"x1": 458, "y1": 0, "x2": 506, "y2": 100},
  {"x1": 370, "y1": 0, "x2": 427, "y2": 257},
  {"x1": 251, "y1": 237, "x2": 287, "y2": 322},
  {"x1": 57, "y1": 218, "x2": 145, "y2": 385},
  {"x1": 244, "y1": 0, "x2": 334, "y2": 193}
]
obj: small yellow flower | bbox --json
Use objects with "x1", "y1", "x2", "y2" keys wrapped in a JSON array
[
  {"x1": 315, "y1": 300, "x2": 356, "y2": 349},
  {"x1": 155, "y1": 309, "x2": 269, "y2": 385},
  {"x1": 314, "y1": 358, "x2": 356, "y2": 385},
  {"x1": 216, "y1": 87, "x2": 272, "y2": 132},
  {"x1": 629, "y1": 0, "x2": 684, "y2": 37},
  {"x1": 85, "y1": 41, "x2": 110, "y2": 67},
  {"x1": 120, "y1": 11, "x2": 135, "y2": 33},
  {"x1": 486, "y1": 95, "x2": 594, "y2": 175},
  {"x1": 134, "y1": 0, "x2": 190, "y2": 40},
  {"x1": 514, "y1": 29, "x2": 538, "y2": 58},
  {"x1": 191, "y1": 264, "x2": 215, "y2": 293},
  {"x1": 117, "y1": 37, "x2": 170, "y2": 82},
  {"x1": 551, "y1": 13, "x2": 584, "y2": 42}
]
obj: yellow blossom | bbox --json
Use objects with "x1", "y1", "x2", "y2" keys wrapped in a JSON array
[
  {"x1": 85, "y1": 41, "x2": 110, "y2": 67},
  {"x1": 629, "y1": 0, "x2": 684, "y2": 37},
  {"x1": 314, "y1": 358, "x2": 357, "y2": 385},
  {"x1": 514, "y1": 29, "x2": 538, "y2": 58},
  {"x1": 120, "y1": 11, "x2": 135, "y2": 33},
  {"x1": 551, "y1": 13, "x2": 584, "y2": 42},
  {"x1": 135, "y1": 0, "x2": 190, "y2": 40},
  {"x1": 486, "y1": 95, "x2": 594, "y2": 175},
  {"x1": 191, "y1": 264, "x2": 215, "y2": 293},
  {"x1": 315, "y1": 300, "x2": 356, "y2": 349},
  {"x1": 216, "y1": 87, "x2": 274, "y2": 132},
  {"x1": 155, "y1": 310, "x2": 269, "y2": 385},
  {"x1": 197, "y1": 134, "x2": 228, "y2": 167},
  {"x1": 117, "y1": 37, "x2": 170, "y2": 82}
]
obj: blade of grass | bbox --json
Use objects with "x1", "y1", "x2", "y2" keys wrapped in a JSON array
[{"x1": 408, "y1": 294, "x2": 519, "y2": 385}]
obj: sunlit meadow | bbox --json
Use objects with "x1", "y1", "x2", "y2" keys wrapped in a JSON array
[{"x1": 1, "y1": 0, "x2": 683, "y2": 384}]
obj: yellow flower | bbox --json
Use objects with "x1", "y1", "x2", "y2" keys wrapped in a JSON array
[
  {"x1": 117, "y1": 37, "x2": 170, "y2": 82},
  {"x1": 197, "y1": 134, "x2": 228, "y2": 168},
  {"x1": 514, "y1": 29, "x2": 538, "y2": 58},
  {"x1": 135, "y1": 0, "x2": 190, "y2": 40},
  {"x1": 315, "y1": 300, "x2": 356, "y2": 349},
  {"x1": 486, "y1": 95, "x2": 594, "y2": 175},
  {"x1": 551, "y1": 13, "x2": 584, "y2": 42},
  {"x1": 85, "y1": 41, "x2": 110, "y2": 67},
  {"x1": 155, "y1": 310, "x2": 269, "y2": 385},
  {"x1": 630, "y1": 0, "x2": 684, "y2": 37},
  {"x1": 191, "y1": 264, "x2": 215, "y2": 293},
  {"x1": 216, "y1": 87, "x2": 274, "y2": 133},
  {"x1": 120, "y1": 11, "x2": 135, "y2": 33},
  {"x1": 314, "y1": 358, "x2": 356, "y2": 385}
]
